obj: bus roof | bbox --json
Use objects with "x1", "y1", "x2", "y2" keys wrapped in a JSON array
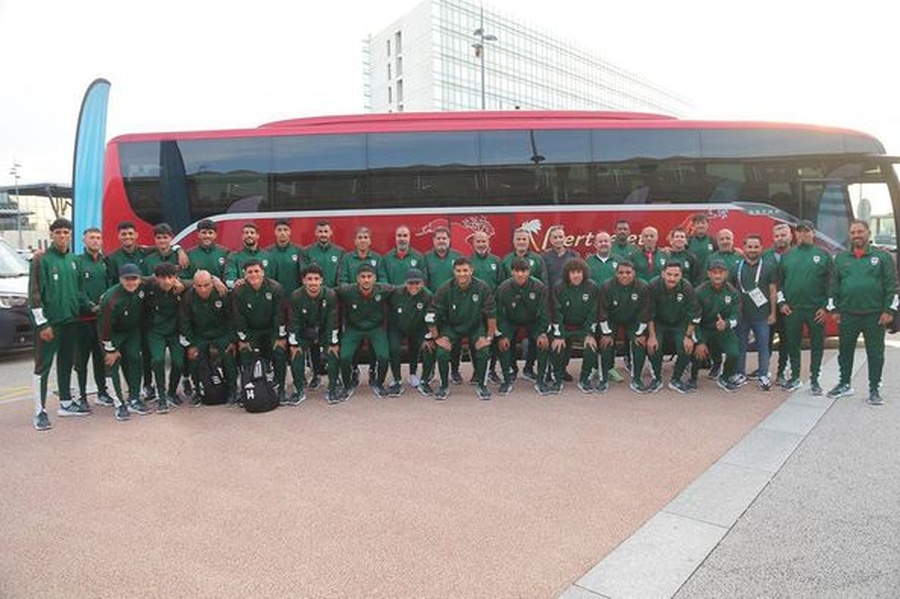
[{"x1": 108, "y1": 110, "x2": 883, "y2": 147}]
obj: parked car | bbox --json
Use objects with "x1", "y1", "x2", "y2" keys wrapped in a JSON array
[{"x1": 0, "y1": 238, "x2": 33, "y2": 350}]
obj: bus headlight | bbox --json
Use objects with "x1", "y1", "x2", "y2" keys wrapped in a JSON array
[{"x1": 0, "y1": 294, "x2": 28, "y2": 309}]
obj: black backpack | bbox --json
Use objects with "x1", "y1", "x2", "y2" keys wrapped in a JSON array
[
  {"x1": 241, "y1": 351, "x2": 278, "y2": 413},
  {"x1": 196, "y1": 347, "x2": 229, "y2": 406}
]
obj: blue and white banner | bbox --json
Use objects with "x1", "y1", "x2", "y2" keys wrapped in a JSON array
[{"x1": 72, "y1": 78, "x2": 111, "y2": 253}]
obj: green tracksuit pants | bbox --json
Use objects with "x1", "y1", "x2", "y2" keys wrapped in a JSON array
[
  {"x1": 340, "y1": 328, "x2": 389, "y2": 388},
  {"x1": 550, "y1": 334, "x2": 597, "y2": 384},
  {"x1": 33, "y1": 322, "x2": 77, "y2": 409},
  {"x1": 499, "y1": 327, "x2": 549, "y2": 384},
  {"x1": 838, "y1": 313, "x2": 886, "y2": 392},
  {"x1": 436, "y1": 328, "x2": 488, "y2": 388},
  {"x1": 388, "y1": 328, "x2": 432, "y2": 383},
  {"x1": 649, "y1": 325, "x2": 692, "y2": 382},
  {"x1": 691, "y1": 328, "x2": 739, "y2": 380},
  {"x1": 785, "y1": 307, "x2": 825, "y2": 382},
  {"x1": 290, "y1": 341, "x2": 340, "y2": 392},
  {"x1": 74, "y1": 320, "x2": 108, "y2": 398},
  {"x1": 148, "y1": 331, "x2": 184, "y2": 398},
  {"x1": 109, "y1": 333, "x2": 143, "y2": 402},
  {"x1": 188, "y1": 337, "x2": 237, "y2": 393}
]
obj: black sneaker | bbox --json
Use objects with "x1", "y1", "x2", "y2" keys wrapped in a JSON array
[
  {"x1": 277, "y1": 388, "x2": 288, "y2": 405},
  {"x1": 668, "y1": 379, "x2": 688, "y2": 394},
  {"x1": 307, "y1": 376, "x2": 321, "y2": 391},
  {"x1": 350, "y1": 369, "x2": 360, "y2": 389},
  {"x1": 341, "y1": 385, "x2": 355, "y2": 402},
  {"x1": 826, "y1": 383, "x2": 852, "y2": 399},
  {"x1": 684, "y1": 379, "x2": 699, "y2": 393},
  {"x1": 289, "y1": 390, "x2": 307, "y2": 406},
  {"x1": 435, "y1": 386, "x2": 450, "y2": 400},
  {"x1": 57, "y1": 401, "x2": 90, "y2": 418},
  {"x1": 809, "y1": 380, "x2": 823, "y2": 396},
  {"x1": 168, "y1": 393, "x2": 183, "y2": 407},
  {"x1": 387, "y1": 381, "x2": 403, "y2": 397},
  {"x1": 782, "y1": 378, "x2": 802, "y2": 392},
  {"x1": 487, "y1": 371, "x2": 503, "y2": 385},
  {"x1": 95, "y1": 392, "x2": 115, "y2": 407},
  {"x1": 127, "y1": 397, "x2": 150, "y2": 415},
  {"x1": 577, "y1": 380, "x2": 593, "y2": 394},
  {"x1": 450, "y1": 371, "x2": 464, "y2": 386},
  {"x1": 549, "y1": 380, "x2": 563, "y2": 395},
  {"x1": 418, "y1": 381, "x2": 435, "y2": 397},
  {"x1": 534, "y1": 380, "x2": 552, "y2": 396},
  {"x1": 594, "y1": 379, "x2": 609, "y2": 393},
  {"x1": 326, "y1": 389, "x2": 341, "y2": 405},
  {"x1": 476, "y1": 384, "x2": 491, "y2": 401},
  {"x1": 775, "y1": 374, "x2": 787, "y2": 388},
  {"x1": 142, "y1": 385, "x2": 157, "y2": 402},
  {"x1": 645, "y1": 378, "x2": 663, "y2": 394},
  {"x1": 629, "y1": 380, "x2": 646, "y2": 394},
  {"x1": 707, "y1": 363, "x2": 722, "y2": 380},
  {"x1": 521, "y1": 369, "x2": 538, "y2": 382},
  {"x1": 76, "y1": 396, "x2": 93, "y2": 414},
  {"x1": 498, "y1": 381, "x2": 513, "y2": 395},
  {"x1": 372, "y1": 383, "x2": 388, "y2": 398},
  {"x1": 156, "y1": 398, "x2": 169, "y2": 414},
  {"x1": 33, "y1": 411, "x2": 52, "y2": 431},
  {"x1": 717, "y1": 376, "x2": 740, "y2": 393},
  {"x1": 867, "y1": 390, "x2": 884, "y2": 406},
  {"x1": 115, "y1": 404, "x2": 130, "y2": 421},
  {"x1": 182, "y1": 378, "x2": 194, "y2": 397}
]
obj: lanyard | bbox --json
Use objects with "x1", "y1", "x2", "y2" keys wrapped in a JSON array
[{"x1": 737, "y1": 259, "x2": 762, "y2": 293}]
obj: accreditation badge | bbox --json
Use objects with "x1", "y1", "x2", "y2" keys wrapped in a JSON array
[{"x1": 748, "y1": 288, "x2": 767, "y2": 308}]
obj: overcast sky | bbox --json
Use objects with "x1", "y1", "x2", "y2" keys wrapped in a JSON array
[{"x1": 2, "y1": 0, "x2": 899, "y2": 185}]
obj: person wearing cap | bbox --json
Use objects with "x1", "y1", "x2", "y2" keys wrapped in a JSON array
[
  {"x1": 288, "y1": 264, "x2": 341, "y2": 405},
  {"x1": 691, "y1": 259, "x2": 742, "y2": 392},
  {"x1": 265, "y1": 218, "x2": 306, "y2": 296},
  {"x1": 597, "y1": 260, "x2": 653, "y2": 394},
  {"x1": 732, "y1": 234, "x2": 778, "y2": 390},
  {"x1": 426, "y1": 256, "x2": 497, "y2": 400},
  {"x1": 233, "y1": 258, "x2": 289, "y2": 403},
  {"x1": 826, "y1": 219, "x2": 899, "y2": 405},
  {"x1": 224, "y1": 223, "x2": 274, "y2": 289},
  {"x1": 500, "y1": 228, "x2": 548, "y2": 382},
  {"x1": 74, "y1": 227, "x2": 115, "y2": 409},
  {"x1": 383, "y1": 225, "x2": 424, "y2": 286},
  {"x1": 98, "y1": 263, "x2": 151, "y2": 421},
  {"x1": 184, "y1": 219, "x2": 229, "y2": 280},
  {"x1": 549, "y1": 258, "x2": 601, "y2": 393},
  {"x1": 494, "y1": 258, "x2": 551, "y2": 396},
  {"x1": 646, "y1": 261, "x2": 701, "y2": 394},
  {"x1": 776, "y1": 220, "x2": 832, "y2": 394},
  {"x1": 386, "y1": 267, "x2": 433, "y2": 397},
  {"x1": 144, "y1": 262, "x2": 190, "y2": 413},
  {"x1": 304, "y1": 219, "x2": 345, "y2": 288},
  {"x1": 339, "y1": 227, "x2": 388, "y2": 285},
  {"x1": 28, "y1": 218, "x2": 83, "y2": 430},
  {"x1": 335, "y1": 263, "x2": 394, "y2": 399},
  {"x1": 180, "y1": 269, "x2": 238, "y2": 405}
]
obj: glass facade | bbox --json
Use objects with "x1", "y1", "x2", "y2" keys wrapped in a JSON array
[{"x1": 364, "y1": 0, "x2": 689, "y2": 115}]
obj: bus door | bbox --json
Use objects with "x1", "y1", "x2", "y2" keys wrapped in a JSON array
[{"x1": 799, "y1": 179, "x2": 854, "y2": 249}]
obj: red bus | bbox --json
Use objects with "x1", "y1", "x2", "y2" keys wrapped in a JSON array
[{"x1": 102, "y1": 110, "x2": 899, "y2": 264}]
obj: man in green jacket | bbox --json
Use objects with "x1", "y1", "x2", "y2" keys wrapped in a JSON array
[
  {"x1": 426, "y1": 257, "x2": 497, "y2": 400},
  {"x1": 598, "y1": 261, "x2": 652, "y2": 394},
  {"x1": 549, "y1": 259, "x2": 600, "y2": 393},
  {"x1": 667, "y1": 227, "x2": 700, "y2": 285},
  {"x1": 339, "y1": 227, "x2": 388, "y2": 284},
  {"x1": 692, "y1": 259, "x2": 742, "y2": 392},
  {"x1": 265, "y1": 218, "x2": 305, "y2": 296},
  {"x1": 610, "y1": 219, "x2": 639, "y2": 263},
  {"x1": 387, "y1": 268, "x2": 433, "y2": 397},
  {"x1": 305, "y1": 219, "x2": 345, "y2": 288},
  {"x1": 144, "y1": 263, "x2": 187, "y2": 413},
  {"x1": 687, "y1": 213, "x2": 717, "y2": 271},
  {"x1": 776, "y1": 220, "x2": 832, "y2": 394},
  {"x1": 423, "y1": 226, "x2": 464, "y2": 383},
  {"x1": 28, "y1": 218, "x2": 83, "y2": 430},
  {"x1": 224, "y1": 223, "x2": 274, "y2": 288},
  {"x1": 500, "y1": 228, "x2": 547, "y2": 381},
  {"x1": 383, "y1": 225, "x2": 424, "y2": 286},
  {"x1": 98, "y1": 263, "x2": 151, "y2": 421},
  {"x1": 647, "y1": 261, "x2": 701, "y2": 394},
  {"x1": 233, "y1": 259, "x2": 288, "y2": 403},
  {"x1": 469, "y1": 230, "x2": 503, "y2": 383},
  {"x1": 184, "y1": 219, "x2": 229, "y2": 280},
  {"x1": 74, "y1": 227, "x2": 114, "y2": 408},
  {"x1": 288, "y1": 264, "x2": 341, "y2": 405},
  {"x1": 827, "y1": 219, "x2": 899, "y2": 405},
  {"x1": 763, "y1": 222, "x2": 794, "y2": 385},
  {"x1": 495, "y1": 258, "x2": 551, "y2": 395},
  {"x1": 180, "y1": 270, "x2": 237, "y2": 405}
]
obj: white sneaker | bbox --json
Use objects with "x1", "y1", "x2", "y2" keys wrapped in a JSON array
[{"x1": 409, "y1": 374, "x2": 421, "y2": 388}]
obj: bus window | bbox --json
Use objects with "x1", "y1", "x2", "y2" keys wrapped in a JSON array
[
  {"x1": 850, "y1": 180, "x2": 896, "y2": 249},
  {"x1": 273, "y1": 134, "x2": 366, "y2": 211}
]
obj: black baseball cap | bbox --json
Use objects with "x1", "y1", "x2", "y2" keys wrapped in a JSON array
[
  {"x1": 119, "y1": 263, "x2": 142, "y2": 278},
  {"x1": 405, "y1": 268, "x2": 424, "y2": 282},
  {"x1": 795, "y1": 219, "x2": 815, "y2": 231}
]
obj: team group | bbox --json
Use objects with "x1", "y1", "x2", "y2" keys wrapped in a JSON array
[{"x1": 28, "y1": 212, "x2": 898, "y2": 430}]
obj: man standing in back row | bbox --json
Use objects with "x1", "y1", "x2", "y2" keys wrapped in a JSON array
[{"x1": 827, "y1": 219, "x2": 898, "y2": 405}]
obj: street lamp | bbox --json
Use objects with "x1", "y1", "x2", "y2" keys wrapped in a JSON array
[
  {"x1": 8, "y1": 162, "x2": 21, "y2": 249},
  {"x1": 472, "y1": 8, "x2": 497, "y2": 110}
]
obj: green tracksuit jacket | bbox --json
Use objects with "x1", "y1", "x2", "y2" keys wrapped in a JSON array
[
  {"x1": 106, "y1": 246, "x2": 150, "y2": 286},
  {"x1": 305, "y1": 242, "x2": 345, "y2": 288},
  {"x1": 633, "y1": 249, "x2": 669, "y2": 283},
  {"x1": 694, "y1": 281, "x2": 741, "y2": 343},
  {"x1": 470, "y1": 252, "x2": 503, "y2": 290},
  {"x1": 77, "y1": 250, "x2": 108, "y2": 317},
  {"x1": 289, "y1": 287, "x2": 340, "y2": 346},
  {"x1": 776, "y1": 243, "x2": 832, "y2": 310},
  {"x1": 598, "y1": 278, "x2": 652, "y2": 334},
  {"x1": 179, "y1": 287, "x2": 234, "y2": 345},
  {"x1": 551, "y1": 279, "x2": 599, "y2": 338},
  {"x1": 830, "y1": 246, "x2": 899, "y2": 315},
  {"x1": 265, "y1": 243, "x2": 306, "y2": 296},
  {"x1": 495, "y1": 277, "x2": 549, "y2": 337},
  {"x1": 339, "y1": 251, "x2": 388, "y2": 284},
  {"x1": 649, "y1": 277, "x2": 701, "y2": 329},
  {"x1": 423, "y1": 249, "x2": 463, "y2": 292},
  {"x1": 29, "y1": 245, "x2": 81, "y2": 331},
  {"x1": 427, "y1": 278, "x2": 496, "y2": 335},
  {"x1": 382, "y1": 248, "x2": 425, "y2": 286},
  {"x1": 586, "y1": 254, "x2": 618, "y2": 287},
  {"x1": 232, "y1": 278, "x2": 286, "y2": 340},
  {"x1": 184, "y1": 244, "x2": 229, "y2": 280},
  {"x1": 224, "y1": 247, "x2": 275, "y2": 288},
  {"x1": 389, "y1": 287, "x2": 432, "y2": 335},
  {"x1": 336, "y1": 283, "x2": 393, "y2": 331},
  {"x1": 98, "y1": 283, "x2": 146, "y2": 350},
  {"x1": 499, "y1": 251, "x2": 548, "y2": 283}
]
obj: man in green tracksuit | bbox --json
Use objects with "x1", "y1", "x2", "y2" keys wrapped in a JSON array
[
  {"x1": 668, "y1": 227, "x2": 701, "y2": 285},
  {"x1": 633, "y1": 226, "x2": 669, "y2": 283},
  {"x1": 647, "y1": 261, "x2": 701, "y2": 394},
  {"x1": 233, "y1": 258, "x2": 288, "y2": 403},
  {"x1": 827, "y1": 219, "x2": 899, "y2": 405},
  {"x1": 180, "y1": 270, "x2": 237, "y2": 404},
  {"x1": 339, "y1": 227, "x2": 388, "y2": 284},
  {"x1": 776, "y1": 219, "x2": 832, "y2": 394},
  {"x1": 549, "y1": 259, "x2": 599, "y2": 393},
  {"x1": 383, "y1": 225, "x2": 424, "y2": 286},
  {"x1": 143, "y1": 223, "x2": 187, "y2": 277},
  {"x1": 265, "y1": 218, "x2": 305, "y2": 296},
  {"x1": 387, "y1": 268, "x2": 434, "y2": 397},
  {"x1": 598, "y1": 261, "x2": 652, "y2": 394},
  {"x1": 183, "y1": 219, "x2": 229, "y2": 280},
  {"x1": 687, "y1": 213, "x2": 717, "y2": 272},
  {"x1": 611, "y1": 219, "x2": 639, "y2": 263},
  {"x1": 587, "y1": 231, "x2": 617, "y2": 286},
  {"x1": 423, "y1": 226, "x2": 464, "y2": 383},
  {"x1": 305, "y1": 220, "x2": 345, "y2": 288},
  {"x1": 470, "y1": 230, "x2": 503, "y2": 383},
  {"x1": 98, "y1": 263, "x2": 151, "y2": 421},
  {"x1": 225, "y1": 223, "x2": 274, "y2": 288},
  {"x1": 500, "y1": 228, "x2": 547, "y2": 381},
  {"x1": 106, "y1": 221, "x2": 151, "y2": 287},
  {"x1": 144, "y1": 263, "x2": 187, "y2": 413},
  {"x1": 495, "y1": 258, "x2": 551, "y2": 396},
  {"x1": 703, "y1": 229, "x2": 741, "y2": 280},
  {"x1": 692, "y1": 259, "x2": 742, "y2": 392},
  {"x1": 335, "y1": 263, "x2": 393, "y2": 399},
  {"x1": 75, "y1": 227, "x2": 114, "y2": 409},
  {"x1": 288, "y1": 264, "x2": 341, "y2": 405},
  {"x1": 28, "y1": 218, "x2": 83, "y2": 431},
  {"x1": 763, "y1": 222, "x2": 794, "y2": 386},
  {"x1": 426, "y1": 256, "x2": 497, "y2": 401}
]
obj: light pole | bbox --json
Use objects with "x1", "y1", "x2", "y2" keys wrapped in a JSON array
[
  {"x1": 8, "y1": 162, "x2": 21, "y2": 249},
  {"x1": 472, "y1": 7, "x2": 497, "y2": 110}
]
